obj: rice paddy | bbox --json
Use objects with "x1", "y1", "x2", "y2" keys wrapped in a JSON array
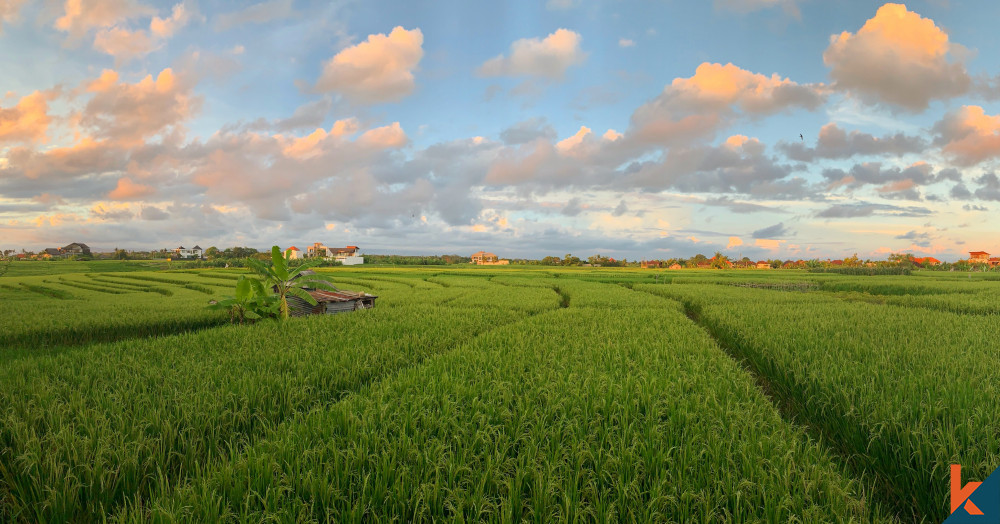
[{"x1": 1, "y1": 262, "x2": 997, "y2": 522}]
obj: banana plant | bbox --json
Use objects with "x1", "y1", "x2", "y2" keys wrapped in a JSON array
[
  {"x1": 208, "y1": 276, "x2": 277, "y2": 323},
  {"x1": 247, "y1": 246, "x2": 338, "y2": 320}
]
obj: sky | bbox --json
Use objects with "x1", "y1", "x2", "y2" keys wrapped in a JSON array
[{"x1": 2, "y1": 0, "x2": 1000, "y2": 261}]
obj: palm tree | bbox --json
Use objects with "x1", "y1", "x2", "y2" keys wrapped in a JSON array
[{"x1": 248, "y1": 246, "x2": 338, "y2": 320}]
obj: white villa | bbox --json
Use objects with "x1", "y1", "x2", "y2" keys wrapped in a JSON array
[
  {"x1": 174, "y1": 245, "x2": 203, "y2": 259},
  {"x1": 305, "y1": 242, "x2": 364, "y2": 265}
]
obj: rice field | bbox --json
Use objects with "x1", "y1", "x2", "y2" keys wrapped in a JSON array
[{"x1": 1, "y1": 262, "x2": 997, "y2": 522}]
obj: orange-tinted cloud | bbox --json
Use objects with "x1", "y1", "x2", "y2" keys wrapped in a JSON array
[
  {"x1": 55, "y1": 0, "x2": 154, "y2": 38},
  {"x1": 9, "y1": 137, "x2": 124, "y2": 179},
  {"x1": 755, "y1": 238, "x2": 783, "y2": 250},
  {"x1": 150, "y1": 3, "x2": 191, "y2": 38},
  {"x1": 823, "y1": 3, "x2": 969, "y2": 110},
  {"x1": 108, "y1": 176, "x2": 156, "y2": 200},
  {"x1": 478, "y1": 28, "x2": 586, "y2": 80},
  {"x1": 629, "y1": 62, "x2": 822, "y2": 147},
  {"x1": 80, "y1": 68, "x2": 199, "y2": 143},
  {"x1": 669, "y1": 62, "x2": 825, "y2": 114},
  {"x1": 727, "y1": 236, "x2": 743, "y2": 249},
  {"x1": 0, "y1": 91, "x2": 51, "y2": 144},
  {"x1": 357, "y1": 122, "x2": 407, "y2": 148},
  {"x1": 0, "y1": 0, "x2": 28, "y2": 33},
  {"x1": 279, "y1": 118, "x2": 360, "y2": 158},
  {"x1": 314, "y1": 26, "x2": 424, "y2": 103},
  {"x1": 935, "y1": 105, "x2": 1000, "y2": 166},
  {"x1": 92, "y1": 26, "x2": 157, "y2": 62},
  {"x1": 555, "y1": 126, "x2": 592, "y2": 155}
]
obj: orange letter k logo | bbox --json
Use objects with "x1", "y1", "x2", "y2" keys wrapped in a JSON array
[{"x1": 952, "y1": 464, "x2": 985, "y2": 515}]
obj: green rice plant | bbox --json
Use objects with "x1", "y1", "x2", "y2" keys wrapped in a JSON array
[
  {"x1": 195, "y1": 272, "x2": 243, "y2": 281},
  {"x1": 112, "y1": 273, "x2": 204, "y2": 287},
  {"x1": 182, "y1": 283, "x2": 215, "y2": 295},
  {"x1": 809, "y1": 266, "x2": 911, "y2": 276},
  {"x1": 131, "y1": 292, "x2": 891, "y2": 523},
  {"x1": 0, "y1": 276, "x2": 227, "y2": 351},
  {"x1": 635, "y1": 282, "x2": 1000, "y2": 521},
  {"x1": 0, "y1": 282, "x2": 560, "y2": 522},
  {"x1": 15, "y1": 283, "x2": 75, "y2": 299},
  {"x1": 53, "y1": 278, "x2": 133, "y2": 294},
  {"x1": 88, "y1": 277, "x2": 175, "y2": 296}
]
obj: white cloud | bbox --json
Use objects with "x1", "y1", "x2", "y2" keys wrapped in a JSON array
[{"x1": 478, "y1": 29, "x2": 586, "y2": 80}]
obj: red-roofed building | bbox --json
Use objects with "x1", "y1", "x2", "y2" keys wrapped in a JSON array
[
  {"x1": 284, "y1": 246, "x2": 301, "y2": 260},
  {"x1": 756, "y1": 261, "x2": 770, "y2": 269},
  {"x1": 640, "y1": 260, "x2": 661, "y2": 269},
  {"x1": 912, "y1": 257, "x2": 940, "y2": 267}
]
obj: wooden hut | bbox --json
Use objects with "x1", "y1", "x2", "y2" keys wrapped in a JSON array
[
  {"x1": 283, "y1": 270, "x2": 377, "y2": 316},
  {"x1": 286, "y1": 288, "x2": 377, "y2": 316}
]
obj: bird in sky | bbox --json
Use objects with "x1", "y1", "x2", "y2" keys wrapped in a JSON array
[{"x1": 799, "y1": 134, "x2": 804, "y2": 140}]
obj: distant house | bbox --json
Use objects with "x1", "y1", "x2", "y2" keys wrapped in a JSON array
[
  {"x1": 306, "y1": 242, "x2": 364, "y2": 265},
  {"x1": 307, "y1": 242, "x2": 329, "y2": 258},
  {"x1": 697, "y1": 263, "x2": 712, "y2": 269},
  {"x1": 330, "y1": 246, "x2": 363, "y2": 265},
  {"x1": 640, "y1": 260, "x2": 661, "y2": 269},
  {"x1": 62, "y1": 243, "x2": 91, "y2": 257},
  {"x1": 912, "y1": 257, "x2": 941, "y2": 267},
  {"x1": 173, "y1": 245, "x2": 203, "y2": 259},
  {"x1": 709, "y1": 256, "x2": 731, "y2": 269},
  {"x1": 285, "y1": 246, "x2": 302, "y2": 260},
  {"x1": 756, "y1": 261, "x2": 771, "y2": 269},
  {"x1": 668, "y1": 263, "x2": 683, "y2": 270},
  {"x1": 471, "y1": 251, "x2": 510, "y2": 266},
  {"x1": 969, "y1": 251, "x2": 991, "y2": 264},
  {"x1": 43, "y1": 248, "x2": 61, "y2": 258}
]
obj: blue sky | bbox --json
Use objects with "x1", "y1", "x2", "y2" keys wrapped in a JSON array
[{"x1": 2, "y1": 0, "x2": 1000, "y2": 261}]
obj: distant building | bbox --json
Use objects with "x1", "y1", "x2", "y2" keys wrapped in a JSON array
[
  {"x1": 173, "y1": 245, "x2": 203, "y2": 259},
  {"x1": 912, "y1": 257, "x2": 941, "y2": 267},
  {"x1": 62, "y1": 243, "x2": 91, "y2": 257},
  {"x1": 640, "y1": 260, "x2": 661, "y2": 269},
  {"x1": 285, "y1": 246, "x2": 302, "y2": 260},
  {"x1": 471, "y1": 251, "x2": 510, "y2": 265},
  {"x1": 330, "y1": 246, "x2": 363, "y2": 265},
  {"x1": 42, "y1": 248, "x2": 61, "y2": 258},
  {"x1": 969, "y1": 251, "x2": 991, "y2": 264},
  {"x1": 668, "y1": 263, "x2": 682, "y2": 270},
  {"x1": 307, "y1": 242, "x2": 363, "y2": 265},
  {"x1": 756, "y1": 261, "x2": 771, "y2": 269}
]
